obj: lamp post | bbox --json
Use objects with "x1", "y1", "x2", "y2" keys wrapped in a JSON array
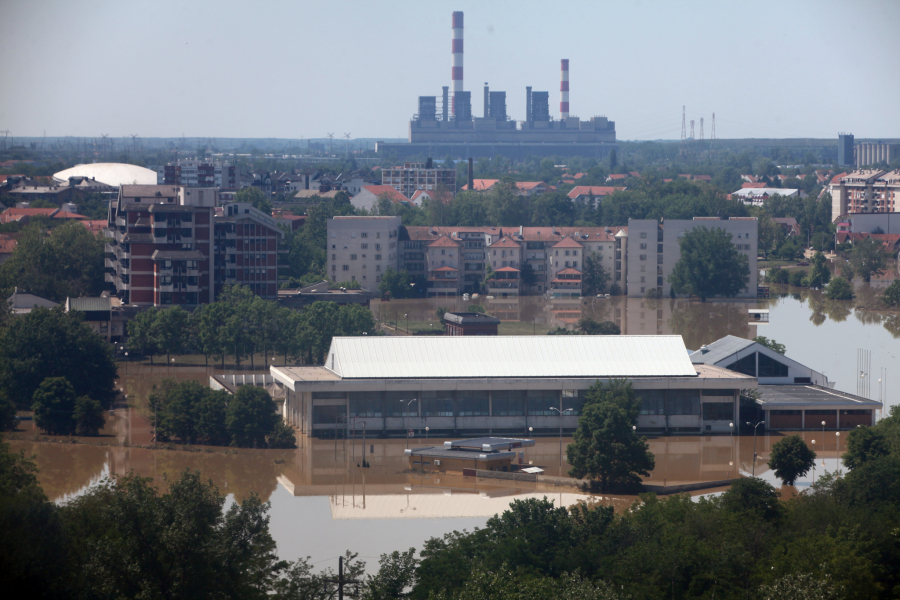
[
  {"x1": 746, "y1": 421, "x2": 765, "y2": 476},
  {"x1": 811, "y1": 439, "x2": 816, "y2": 483},
  {"x1": 549, "y1": 407, "x2": 573, "y2": 473},
  {"x1": 835, "y1": 431, "x2": 841, "y2": 463},
  {"x1": 124, "y1": 352, "x2": 128, "y2": 376},
  {"x1": 404, "y1": 313, "x2": 408, "y2": 334},
  {"x1": 402, "y1": 398, "x2": 418, "y2": 449},
  {"x1": 425, "y1": 426, "x2": 429, "y2": 443},
  {"x1": 822, "y1": 420, "x2": 827, "y2": 466},
  {"x1": 729, "y1": 422, "x2": 735, "y2": 475}
]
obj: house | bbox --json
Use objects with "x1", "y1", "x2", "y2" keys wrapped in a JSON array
[
  {"x1": 7, "y1": 289, "x2": 58, "y2": 315},
  {"x1": 443, "y1": 312, "x2": 500, "y2": 335},
  {"x1": 65, "y1": 296, "x2": 129, "y2": 343},
  {"x1": 567, "y1": 186, "x2": 625, "y2": 208},
  {"x1": 459, "y1": 180, "x2": 547, "y2": 196},
  {"x1": 0, "y1": 235, "x2": 17, "y2": 264},
  {"x1": 731, "y1": 188, "x2": 801, "y2": 206},
  {"x1": 773, "y1": 217, "x2": 801, "y2": 237},
  {"x1": 409, "y1": 189, "x2": 453, "y2": 206},
  {"x1": 350, "y1": 185, "x2": 410, "y2": 212},
  {"x1": 741, "y1": 182, "x2": 768, "y2": 189},
  {"x1": 606, "y1": 174, "x2": 628, "y2": 182},
  {"x1": 835, "y1": 232, "x2": 900, "y2": 256}
]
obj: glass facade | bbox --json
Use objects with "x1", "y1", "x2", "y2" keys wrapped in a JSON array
[
  {"x1": 349, "y1": 392, "x2": 383, "y2": 417},
  {"x1": 421, "y1": 391, "x2": 454, "y2": 417},
  {"x1": 492, "y1": 390, "x2": 525, "y2": 416},
  {"x1": 668, "y1": 390, "x2": 701, "y2": 415},
  {"x1": 527, "y1": 390, "x2": 560, "y2": 416},
  {"x1": 385, "y1": 391, "x2": 418, "y2": 417},
  {"x1": 456, "y1": 391, "x2": 489, "y2": 416},
  {"x1": 639, "y1": 390, "x2": 666, "y2": 415}
]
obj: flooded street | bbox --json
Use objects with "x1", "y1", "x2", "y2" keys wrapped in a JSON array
[{"x1": 9, "y1": 291, "x2": 897, "y2": 570}]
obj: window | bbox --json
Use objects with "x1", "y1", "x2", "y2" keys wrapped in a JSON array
[
  {"x1": 527, "y1": 390, "x2": 559, "y2": 416},
  {"x1": 350, "y1": 254, "x2": 357, "y2": 260},
  {"x1": 639, "y1": 390, "x2": 666, "y2": 415},
  {"x1": 640, "y1": 232, "x2": 647, "y2": 238},
  {"x1": 702, "y1": 403, "x2": 733, "y2": 420},
  {"x1": 668, "y1": 390, "x2": 700, "y2": 415},
  {"x1": 342, "y1": 265, "x2": 349, "y2": 271},
  {"x1": 640, "y1": 243, "x2": 647, "y2": 250},
  {"x1": 562, "y1": 390, "x2": 586, "y2": 415},
  {"x1": 640, "y1": 255, "x2": 647, "y2": 261},
  {"x1": 422, "y1": 391, "x2": 453, "y2": 417},
  {"x1": 349, "y1": 392, "x2": 383, "y2": 417},
  {"x1": 492, "y1": 390, "x2": 525, "y2": 416},
  {"x1": 361, "y1": 232, "x2": 368, "y2": 238},
  {"x1": 313, "y1": 405, "x2": 345, "y2": 425},
  {"x1": 456, "y1": 391, "x2": 489, "y2": 416},
  {"x1": 375, "y1": 254, "x2": 382, "y2": 260},
  {"x1": 384, "y1": 391, "x2": 418, "y2": 417},
  {"x1": 361, "y1": 243, "x2": 368, "y2": 249},
  {"x1": 758, "y1": 353, "x2": 789, "y2": 377},
  {"x1": 726, "y1": 353, "x2": 756, "y2": 377}
]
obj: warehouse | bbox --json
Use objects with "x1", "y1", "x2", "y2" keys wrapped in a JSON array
[{"x1": 271, "y1": 335, "x2": 754, "y2": 438}]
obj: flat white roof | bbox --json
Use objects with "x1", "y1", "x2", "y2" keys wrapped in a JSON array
[{"x1": 325, "y1": 335, "x2": 698, "y2": 380}]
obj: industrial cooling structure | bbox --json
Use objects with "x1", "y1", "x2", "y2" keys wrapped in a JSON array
[{"x1": 376, "y1": 11, "x2": 618, "y2": 159}]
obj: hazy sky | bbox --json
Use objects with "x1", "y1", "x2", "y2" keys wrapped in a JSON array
[{"x1": 2, "y1": 0, "x2": 899, "y2": 141}]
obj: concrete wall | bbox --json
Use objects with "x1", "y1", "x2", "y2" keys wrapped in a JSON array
[{"x1": 844, "y1": 212, "x2": 900, "y2": 234}]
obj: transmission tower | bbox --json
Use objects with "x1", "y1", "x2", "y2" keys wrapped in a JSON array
[
  {"x1": 699, "y1": 118, "x2": 704, "y2": 141},
  {"x1": 344, "y1": 133, "x2": 351, "y2": 157},
  {"x1": 327, "y1": 133, "x2": 335, "y2": 155}
]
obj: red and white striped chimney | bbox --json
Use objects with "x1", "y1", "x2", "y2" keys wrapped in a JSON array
[
  {"x1": 560, "y1": 59, "x2": 569, "y2": 119},
  {"x1": 451, "y1": 11, "x2": 464, "y2": 118}
]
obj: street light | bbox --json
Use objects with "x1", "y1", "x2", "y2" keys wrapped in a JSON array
[
  {"x1": 549, "y1": 407, "x2": 573, "y2": 473},
  {"x1": 425, "y1": 426, "x2": 429, "y2": 443},
  {"x1": 822, "y1": 421, "x2": 827, "y2": 465},
  {"x1": 401, "y1": 398, "x2": 418, "y2": 449},
  {"x1": 404, "y1": 313, "x2": 409, "y2": 333},
  {"x1": 835, "y1": 431, "x2": 841, "y2": 462},
  {"x1": 746, "y1": 421, "x2": 765, "y2": 476},
  {"x1": 811, "y1": 439, "x2": 816, "y2": 483}
]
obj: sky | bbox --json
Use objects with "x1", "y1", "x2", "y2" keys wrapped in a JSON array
[{"x1": 1, "y1": 0, "x2": 899, "y2": 141}]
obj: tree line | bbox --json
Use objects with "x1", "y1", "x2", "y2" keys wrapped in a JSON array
[
  {"x1": 127, "y1": 285, "x2": 375, "y2": 367},
  {"x1": 150, "y1": 380, "x2": 295, "y2": 449}
]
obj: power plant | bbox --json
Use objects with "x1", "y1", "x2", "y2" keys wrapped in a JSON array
[{"x1": 376, "y1": 11, "x2": 618, "y2": 159}]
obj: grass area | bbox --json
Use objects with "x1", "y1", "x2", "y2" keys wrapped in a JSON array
[
  {"x1": 758, "y1": 259, "x2": 799, "y2": 269},
  {"x1": 498, "y1": 320, "x2": 554, "y2": 336}
]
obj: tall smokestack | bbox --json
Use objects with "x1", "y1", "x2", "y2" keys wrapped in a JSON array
[
  {"x1": 467, "y1": 157, "x2": 474, "y2": 191},
  {"x1": 442, "y1": 86, "x2": 449, "y2": 121},
  {"x1": 560, "y1": 59, "x2": 569, "y2": 119},
  {"x1": 484, "y1": 83, "x2": 489, "y2": 118},
  {"x1": 526, "y1": 86, "x2": 532, "y2": 124},
  {"x1": 451, "y1": 11, "x2": 464, "y2": 118}
]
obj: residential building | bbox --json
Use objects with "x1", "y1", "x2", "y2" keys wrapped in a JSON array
[
  {"x1": 0, "y1": 207, "x2": 87, "y2": 224},
  {"x1": 731, "y1": 187, "x2": 800, "y2": 206},
  {"x1": 65, "y1": 296, "x2": 129, "y2": 344},
  {"x1": 459, "y1": 179, "x2": 548, "y2": 196},
  {"x1": 409, "y1": 189, "x2": 452, "y2": 205},
  {"x1": 157, "y1": 159, "x2": 239, "y2": 188},
  {"x1": 7, "y1": 289, "x2": 57, "y2": 315},
  {"x1": 835, "y1": 212, "x2": 900, "y2": 234},
  {"x1": 626, "y1": 218, "x2": 758, "y2": 298},
  {"x1": 326, "y1": 216, "x2": 401, "y2": 287},
  {"x1": 350, "y1": 185, "x2": 410, "y2": 213},
  {"x1": 567, "y1": 186, "x2": 625, "y2": 208},
  {"x1": 829, "y1": 169, "x2": 900, "y2": 221},
  {"x1": 443, "y1": 312, "x2": 500, "y2": 335},
  {"x1": 213, "y1": 202, "x2": 285, "y2": 300},
  {"x1": 427, "y1": 235, "x2": 463, "y2": 296},
  {"x1": 381, "y1": 162, "x2": 457, "y2": 198},
  {"x1": 273, "y1": 335, "x2": 752, "y2": 438}
]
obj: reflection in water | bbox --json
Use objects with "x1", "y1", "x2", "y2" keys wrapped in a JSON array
[{"x1": 667, "y1": 301, "x2": 752, "y2": 350}]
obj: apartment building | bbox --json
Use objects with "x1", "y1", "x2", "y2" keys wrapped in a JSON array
[
  {"x1": 213, "y1": 202, "x2": 285, "y2": 300},
  {"x1": 105, "y1": 187, "x2": 283, "y2": 307},
  {"x1": 381, "y1": 162, "x2": 457, "y2": 198},
  {"x1": 829, "y1": 169, "x2": 900, "y2": 221},
  {"x1": 327, "y1": 216, "x2": 401, "y2": 287},
  {"x1": 105, "y1": 185, "x2": 215, "y2": 306},
  {"x1": 157, "y1": 159, "x2": 239, "y2": 188},
  {"x1": 626, "y1": 218, "x2": 758, "y2": 298}
]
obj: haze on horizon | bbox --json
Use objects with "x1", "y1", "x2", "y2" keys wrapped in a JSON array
[{"x1": 1, "y1": 0, "x2": 898, "y2": 142}]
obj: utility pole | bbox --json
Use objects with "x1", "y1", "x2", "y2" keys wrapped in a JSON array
[{"x1": 323, "y1": 556, "x2": 360, "y2": 600}]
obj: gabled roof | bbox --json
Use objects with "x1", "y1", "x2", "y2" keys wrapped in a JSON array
[
  {"x1": 607, "y1": 174, "x2": 628, "y2": 180},
  {"x1": 689, "y1": 335, "x2": 755, "y2": 365},
  {"x1": 490, "y1": 237, "x2": 521, "y2": 248},
  {"x1": 428, "y1": 236, "x2": 461, "y2": 247},
  {"x1": 361, "y1": 185, "x2": 408, "y2": 203},
  {"x1": 66, "y1": 297, "x2": 111, "y2": 312},
  {"x1": 432, "y1": 265, "x2": 458, "y2": 272},
  {"x1": 741, "y1": 182, "x2": 767, "y2": 188},
  {"x1": 1, "y1": 207, "x2": 57, "y2": 219},
  {"x1": 461, "y1": 179, "x2": 499, "y2": 191},
  {"x1": 515, "y1": 181, "x2": 545, "y2": 190},
  {"x1": 567, "y1": 186, "x2": 624, "y2": 199},
  {"x1": 493, "y1": 266, "x2": 520, "y2": 272},
  {"x1": 552, "y1": 236, "x2": 584, "y2": 248},
  {"x1": 324, "y1": 335, "x2": 700, "y2": 379},
  {"x1": 52, "y1": 210, "x2": 87, "y2": 220}
]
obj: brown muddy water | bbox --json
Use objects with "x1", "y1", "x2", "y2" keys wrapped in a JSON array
[{"x1": 9, "y1": 292, "x2": 894, "y2": 571}]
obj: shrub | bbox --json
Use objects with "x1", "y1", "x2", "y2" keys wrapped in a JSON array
[
  {"x1": 883, "y1": 280, "x2": 900, "y2": 307},
  {"x1": 767, "y1": 266, "x2": 789, "y2": 284},
  {"x1": 789, "y1": 270, "x2": 807, "y2": 287},
  {"x1": 825, "y1": 276, "x2": 854, "y2": 300}
]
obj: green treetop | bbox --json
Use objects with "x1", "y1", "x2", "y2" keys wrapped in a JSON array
[{"x1": 668, "y1": 227, "x2": 750, "y2": 302}]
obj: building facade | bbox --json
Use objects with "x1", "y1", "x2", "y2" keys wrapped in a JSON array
[
  {"x1": 213, "y1": 202, "x2": 285, "y2": 300},
  {"x1": 327, "y1": 216, "x2": 401, "y2": 288},
  {"x1": 855, "y1": 142, "x2": 900, "y2": 168},
  {"x1": 381, "y1": 162, "x2": 457, "y2": 199},
  {"x1": 829, "y1": 169, "x2": 900, "y2": 221},
  {"x1": 157, "y1": 159, "x2": 239, "y2": 188},
  {"x1": 626, "y1": 218, "x2": 758, "y2": 299}
]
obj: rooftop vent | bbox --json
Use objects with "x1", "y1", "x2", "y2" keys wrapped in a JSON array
[{"x1": 700, "y1": 345, "x2": 710, "y2": 354}]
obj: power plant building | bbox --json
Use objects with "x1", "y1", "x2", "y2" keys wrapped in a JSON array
[{"x1": 377, "y1": 12, "x2": 618, "y2": 159}]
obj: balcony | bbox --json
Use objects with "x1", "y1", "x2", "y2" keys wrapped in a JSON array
[
  {"x1": 104, "y1": 258, "x2": 116, "y2": 270},
  {"x1": 428, "y1": 266, "x2": 459, "y2": 281}
]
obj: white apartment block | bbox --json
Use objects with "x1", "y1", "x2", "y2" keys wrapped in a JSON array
[
  {"x1": 157, "y1": 159, "x2": 239, "y2": 188},
  {"x1": 327, "y1": 216, "x2": 401, "y2": 287},
  {"x1": 626, "y1": 218, "x2": 758, "y2": 298},
  {"x1": 381, "y1": 162, "x2": 457, "y2": 198}
]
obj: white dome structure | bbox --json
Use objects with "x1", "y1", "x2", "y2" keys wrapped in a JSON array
[{"x1": 53, "y1": 163, "x2": 157, "y2": 187}]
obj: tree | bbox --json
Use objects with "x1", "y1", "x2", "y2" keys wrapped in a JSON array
[
  {"x1": 825, "y1": 276, "x2": 853, "y2": 300},
  {"x1": 608, "y1": 149, "x2": 618, "y2": 170},
  {"x1": 267, "y1": 419, "x2": 297, "y2": 449},
  {"x1": 582, "y1": 252, "x2": 611, "y2": 296},
  {"x1": 364, "y1": 549, "x2": 418, "y2": 600},
  {"x1": 566, "y1": 380, "x2": 655, "y2": 491},
  {"x1": 196, "y1": 390, "x2": 229, "y2": 446},
  {"x1": 720, "y1": 477, "x2": 782, "y2": 521},
  {"x1": 790, "y1": 269, "x2": 807, "y2": 287},
  {"x1": 0, "y1": 391, "x2": 15, "y2": 432},
  {"x1": 578, "y1": 317, "x2": 620, "y2": 335},
  {"x1": 519, "y1": 263, "x2": 537, "y2": 287},
  {"x1": 803, "y1": 251, "x2": 831, "y2": 288},
  {"x1": 753, "y1": 336, "x2": 786, "y2": 354},
  {"x1": 849, "y1": 237, "x2": 888, "y2": 282},
  {"x1": 882, "y1": 280, "x2": 900, "y2": 307},
  {"x1": 154, "y1": 306, "x2": 191, "y2": 361},
  {"x1": 842, "y1": 427, "x2": 890, "y2": 470},
  {"x1": 758, "y1": 573, "x2": 841, "y2": 600},
  {"x1": 73, "y1": 395, "x2": 104, "y2": 436},
  {"x1": 226, "y1": 385, "x2": 278, "y2": 448},
  {"x1": 127, "y1": 307, "x2": 159, "y2": 362},
  {"x1": 32, "y1": 377, "x2": 78, "y2": 436},
  {"x1": 668, "y1": 227, "x2": 749, "y2": 302},
  {"x1": 234, "y1": 186, "x2": 272, "y2": 215},
  {"x1": 768, "y1": 435, "x2": 816, "y2": 486},
  {"x1": 378, "y1": 268, "x2": 414, "y2": 298}
]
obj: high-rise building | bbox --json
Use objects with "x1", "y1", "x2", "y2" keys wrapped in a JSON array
[
  {"x1": 327, "y1": 216, "x2": 401, "y2": 288},
  {"x1": 381, "y1": 162, "x2": 457, "y2": 198},
  {"x1": 838, "y1": 133, "x2": 854, "y2": 166},
  {"x1": 157, "y1": 159, "x2": 239, "y2": 188}
]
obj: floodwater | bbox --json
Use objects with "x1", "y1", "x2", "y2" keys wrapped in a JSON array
[{"x1": 9, "y1": 289, "x2": 897, "y2": 571}]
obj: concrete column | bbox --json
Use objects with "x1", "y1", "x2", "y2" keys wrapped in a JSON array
[
  {"x1": 836, "y1": 409, "x2": 840, "y2": 430},
  {"x1": 801, "y1": 409, "x2": 806, "y2": 430}
]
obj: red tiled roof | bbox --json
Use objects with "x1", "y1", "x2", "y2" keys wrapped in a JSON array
[
  {"x1": 410, "y1": 189, "x2": 453, "y2": 203},
  {"x1": 494, "y1": 266, "x2": 520, "y2": 272},
  {"x1": 428, "y1": 236, "x2": 461, "y2": 247},
  {"x1": 742, "y1": 182, "x2": 768, "y2": 188},
  {"x1": 0, "y1": 236, "x2": 17, "y2": 254},
  {"x1": 831, "y1": 172, "x2": 848, "y2": 184},
  {"x1": 362, "y1": 185, "x2": 408, "y2": 203},
  {"x1": 663, "y1": 179, "x2": 673, "y2": 183},
  {"x1": 555, "y1": 267, "x2": 583, "y2": 275},
  {"x1": 629, "y1": 171, "x2": 640, "y2": 177},
  {"x1": 461, "y1": 179, "x2": 499, "y2": 191},
  {"x1": 567, "y1": 186, "x2": 624, "y2": 199},
  {"x1": 573, "y1": 172, "x2": 587, "y2": 179},
  {"x1": 694, "y1": 175, "x2": 712, "y2": 181},
  {"x1": 607, "y1": 174, "x2": 628, "y2": 180},
  {"x1": 432, "y1": 265, "x2": 459, "y2": 271},
  {"x1": 490, "y1": 237, "x2": 521, "y2": 248},
  {"x1": 2, "y1": 207, "x2": 57, "y2": 217},
  {"x1": 52, "y1": 210, "x2": 87, "y2": 220},
  {"x1": 552, "y1": 236, "x2": 584, "y2": 248},
  {"x1": 515, "y1": 181, "x2": 545, "y2": 190},
  {"x1": 81, "y1": 220, "x2": 107, "y2": 234}
]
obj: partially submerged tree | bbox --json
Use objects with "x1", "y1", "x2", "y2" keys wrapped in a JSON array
[
  {"x1": 668, "y1": 227, "x2": 749, "y2": 301},
  {"x1": 768, "y1": 435, "x2": 816, "y2": 486}
]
